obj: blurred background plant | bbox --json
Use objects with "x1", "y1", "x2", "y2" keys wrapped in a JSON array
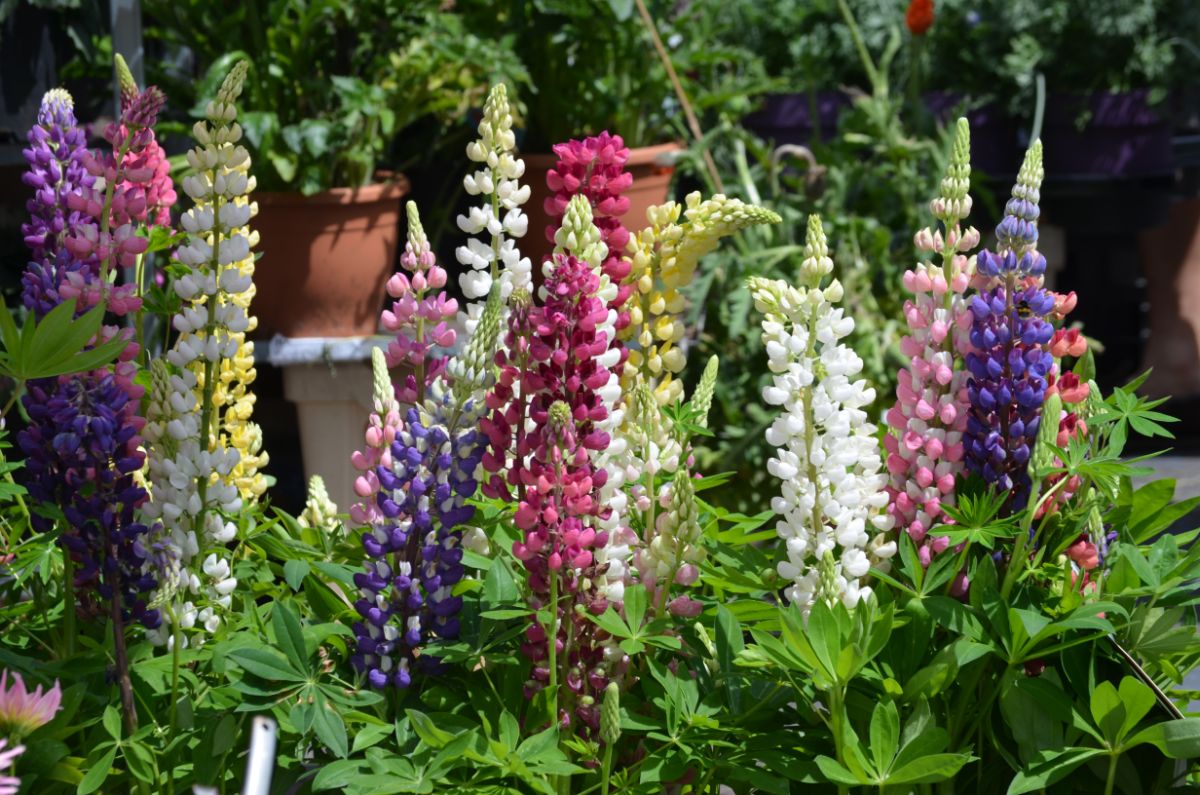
[{"x1": 674, "y1": 0, "x2": 959, "y2": 514}]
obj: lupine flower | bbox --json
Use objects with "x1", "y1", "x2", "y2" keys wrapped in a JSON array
[
  {"x1": 140, "y1": 63, "x2": 255, "y2": 647},
  {"x1": 351, "y1": 289, "x2": 503, "y2": 689},
  {"x1": 622, "y1": 193, "x2": 780, "y2": 405},
  {"x1": 0, "y1": 739, "x2": 23, "y2": 795},
  {"x1": 299, "y1": 475, "x2": 340, "y2": 535},
  {"x1": 16, "y1": 86, "x2": 157, "y2": 631},
  {"x1": 350, "y1": 349, "x2": 403, "y2": 530},
  {"x1": 19, "y1": 89, "x2": 94, "y2": 312},
  {"x1": 19, "y1": 372, "x2": 159, "y2": 629},
  {"x1": 551, "y1": 196, "x2": 631, "y2": 604},
  {"x1": 964, "y1": 142, "x2": 1056, "y2": 511},
  {"x1": 750, "y1": 216, "x2": 896, "y2": 616},
  {"x1": 638, "y1": 466, "x2": 705, "y2": 614},
  {"x1": 884, "y1": 119, "x2": 979, "y2": 565},
  {"x1": 545, "y1": 132, "x2": 635, "y2": 334},
  {"x1": 457, "y1": 84, "x2": 530, "y2": 334},
  {"x1": 480, "y1": 254, "x2": 621, "y2": 729},
  {"x1": 0, "y1": 671, "x2": 62, "y2": 739},
  {"x1": 383, "y1": 203, "x2": 458, "y2": 405}
]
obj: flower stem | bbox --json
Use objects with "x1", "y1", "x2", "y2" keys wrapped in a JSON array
[
  {"x1": 1103, "y1": 752, "x2": 1118, "y2": 795},
  {"x1": 168, "y1": 612, "x2": 182, "y2": 737},
  {"x1": 547, "y1": 564, "x2": 560, "y2": 728},
  {"x1": 108, "y1": 561, "x2": 138, "y2": 734},
  {"x1": 63, "y1": 551, "x2": 77, "y2": 657}
]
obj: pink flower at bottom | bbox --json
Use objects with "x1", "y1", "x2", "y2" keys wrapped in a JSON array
[
  {"x1": 0, "y1": 738, "x2": 22, "y2": 795},
  {"x1": 0, "y1": 670, "x2": 62, "y2": 739}
]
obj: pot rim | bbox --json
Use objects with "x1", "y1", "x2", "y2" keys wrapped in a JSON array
[{"x1": 256, "y1": 173, "x2": 411, "y2": 206}]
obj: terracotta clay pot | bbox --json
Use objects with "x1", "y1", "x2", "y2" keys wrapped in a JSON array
[
  {"x1": 1138, "y1": 198, "x2": 1200, "y2": 399},
  {"x1": 251, "y1": 175, "x2": 410, "y2": 338},
  {"x1": 522, "y1": 142, "x2": 682, "y2": 266}
]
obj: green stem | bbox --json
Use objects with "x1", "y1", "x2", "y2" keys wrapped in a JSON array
[
  {"x1": 600, "y1": 750, "x2": 613, "y2": 795},
  {"x1": 63, "y1": 551, "x2": 77, "y2": 657},
  {"x1": 548, "y1": 564, "x2": 560, "y2": 727},
  {"x1": 1103, "y1": 752, "x2": 1118, "y2": 795},
  {"x1": 168, "y1": 611, "x2": 182, "y2": 738},
  {"x1": 829, "y1": 685, "x2": 850, "y2": 795},
  {"x1": 97, "y1": 136, "x2": 135, "y2": 289}
]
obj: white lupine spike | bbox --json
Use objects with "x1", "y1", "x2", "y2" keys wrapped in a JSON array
[
  {"x1": 749, "y1": 216, "x2": 896, "y2": 620},
  {"x1": 457, "y1": 84, "x2": 528, "y2": 337}
]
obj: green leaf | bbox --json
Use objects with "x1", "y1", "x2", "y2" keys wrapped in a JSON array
[
  {"x1": 868, "y1": 700, "x2": 899, "y2": 775},
  {"x1": 1126, "y1": 718, "x2": 1200, "y2": 758},
  {"x1": 227, "y1": 647, "x2": 307, "y2": 683},
  {"x1": 624, "y1": 584, "x2": 649, "y2": 631},
  {"x1": 283, "y1": 559, "x2": 310, "y2": 592},
  {"x1": 887, "y1": 753, "x2": 973, "y2": 785},
  {"x1": 814, "y1": 755, "x2": 864, "y2": 786},
  {"x1": 311, "y1": 696, "x2": 348, "y2": 758},
  {"x1": 1116, "y1": 677, "x2": 1156, "y2": 742},
  {"x1": 715, "y1": 605, "x2": 744, "y2": 712},
  {"x1": 272, "y1": 602, "x2": 310, "y2": 673},
  {"x1": 77, "y1": 746, "x2": 118, "y2": 795},
  {"x1": 1090, "y1": 681, "x2": 1126, "y2": 745},
  {"x1": 101, "y1": 705, "x2": 122, "y2": 741},
  {"x1": 406, "y1": 709, "x2": 458, "y2": 749},
  {"x1": 1006, "y1": 747, "x2": 1107, "y2": 794}
]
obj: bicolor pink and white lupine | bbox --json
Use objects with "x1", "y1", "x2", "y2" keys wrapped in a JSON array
[{"x1": 883, "y1": 118, "x2": 977, "y2": 567}]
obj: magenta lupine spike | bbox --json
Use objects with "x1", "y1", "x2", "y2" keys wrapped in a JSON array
[
  {"x1": 545, "y1": 133, "x2": 635, "y2": 335},
  {"x1": 884, "y1": 119, "x2": 977, "y2": 566},
  {"x1": 480, "y1": 255, "x2": 620, "y2": 731},
  {"x1": 381, "y1": 203, "x2": 458, "y2": 405}
]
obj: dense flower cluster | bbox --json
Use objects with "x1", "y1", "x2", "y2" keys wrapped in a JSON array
[
  {"x1": 383, "y1": 203, "x2": 458, "y2": 405},
  {"x1": 299, "y1": 475, "x2": 340, "y2": 535},
  {"x1": 622, "y1": 193, "x2": 780, "y2": 404},
  {"x1": 16, "y1": 87, "x2": 158, "y2": 629},
  {"x1": 457, "y1": 83, "x2": 530, "y2": 332},
  {"x1": 351, "y1": 288, "x2": 503, "y2": 688},
  {"x1": 963, "y1": 142, "x2": 1056, "y2": 511},
  {"x1": 19, "y1": 89, "x2": 94, "y2": 314},
  {"x1": 751, "y1": 216, "x2": 896, "y2": 615},
  {"x1": 545, "y1": 132, "x2": 635, "y2": 332},
  {"x1": 141, "y1": 62, "x2": 256, "y2": 646},
  {"x1": 884, "y1": 118, "x2": 977, "y2": 563},
  {"x1": 481, "y1": 254, "x2": 620, "y2": 727}
]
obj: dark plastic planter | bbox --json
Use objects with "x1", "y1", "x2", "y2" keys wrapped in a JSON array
[
  {"x1": 742, "y1": 91, "x2": 849, "y2": 147},
  {"x1": 924, "y1": 91, "x2": 1020, "y2": 176},
  {"x1": 1041, "y1": 91, "x2": 1173, "y2": 178}
]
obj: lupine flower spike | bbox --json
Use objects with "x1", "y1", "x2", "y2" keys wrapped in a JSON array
[
  {"x1": 622, "y1": 194, "x2": 781, "y2": 405},
  {"x1": 885, "y1": 118, "x2": 979, "y2": 567},
  {"x1": 383, "y1": 203, "x2": 458, "y2": 405},
  {"x1": 545, "y1": 132, "x2": 636, "y2": 338},
  {"x1": 751, "y1": 216, "x2": 896, "y2": 616},
  {"x1": 140, "y1": 62, "x2": 257, "y2": 648},
  {"x1": 17, "y1": 85, "x2": 160, "y2": 632},
  {"x1": 963, "y1": 141, "x2": 1060, "y2": 512},
  {"x1": 351, "y1": 286, "x2": 504, "y2": 689},
  {"x1": 299, "y1": 475, "x2": 341, "y2": 535},
  {"x1": 457, "y1": 84, "x2": 530, "y2": 334}
]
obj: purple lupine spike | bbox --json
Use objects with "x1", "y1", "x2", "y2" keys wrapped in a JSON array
[
  {"x1": 964, "y1": 141, "x2": 1056, "y2": 511},
  {"x1": 350, "y1": 385, "x2": 486, "y2": 689},
  {"x1": 20, "y1": 89, "x2": 96, "y2": 302}
]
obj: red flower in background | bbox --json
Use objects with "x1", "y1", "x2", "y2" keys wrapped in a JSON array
[{"x1": 906, "y1": 0, "x2": 934, "y2": 34}]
